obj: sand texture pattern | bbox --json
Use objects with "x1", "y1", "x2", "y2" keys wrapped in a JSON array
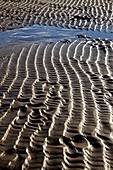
[
  {"x1": 0, "y1": 39, "x2": 113, "y2": 169},
  {"x1": 0, "y1": 0, "x2": 113, "y2": 31},
  {"x1": 1, "y1": 0, "x2": 113, "y2": 170}
]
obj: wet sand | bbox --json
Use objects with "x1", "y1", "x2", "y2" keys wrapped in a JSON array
[{"x1": 0, "y1": 0, "x2": 113, "y2": 170}]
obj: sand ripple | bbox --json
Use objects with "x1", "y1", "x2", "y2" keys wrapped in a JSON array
[
  {"x1": 0, "y1": 0, "x2": 113, "y2": 31},
  {"x1": 0, "y1": 39, "x2": 113, "y2": 169}
]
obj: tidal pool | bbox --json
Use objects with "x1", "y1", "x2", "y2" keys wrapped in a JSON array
[{"x1": 0, "y1": 24, "x2": 113, "y2": 45}]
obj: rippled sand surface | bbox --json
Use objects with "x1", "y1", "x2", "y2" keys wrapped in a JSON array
[
  {"x1": 0, "y1": 0, "x2": 113, "y2": 170},
  {"x1": 0, "y1": 39, "x2": 113, "y2": 169},
  {"x1": 0, "y1": 0, "x2": 113, "y2": 32}
]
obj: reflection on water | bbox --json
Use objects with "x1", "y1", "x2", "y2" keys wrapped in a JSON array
[{"x1": 0, "y1": 25, "x2": 113, "y2": 45}]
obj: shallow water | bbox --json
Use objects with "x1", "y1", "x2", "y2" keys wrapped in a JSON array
[{"x1": 0, "y1": 25, "x2": 113, "y2": 45}]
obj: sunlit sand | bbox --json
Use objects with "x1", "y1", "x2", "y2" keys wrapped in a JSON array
[{"x1": 0, "y1": 0, "x2": 113, "y2": 169}]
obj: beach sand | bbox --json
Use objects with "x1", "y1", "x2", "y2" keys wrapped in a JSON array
[
  {"x1": 0, "y1": 39, "x2": 113, "y2": 169},
  {"x1": 0, "y1": 0, "x2": 113, "y2": 32},
  {"x1": 0, "y1": 0, "x2": 113, "y2": 170}
]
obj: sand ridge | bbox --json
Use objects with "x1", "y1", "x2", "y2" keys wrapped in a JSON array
[
  {"x1": 0, "y1": 39, "x2": 113, "y2": 169},
  {"x1": 0, "y1": 0, "x2": 113, "y2": 31}
]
